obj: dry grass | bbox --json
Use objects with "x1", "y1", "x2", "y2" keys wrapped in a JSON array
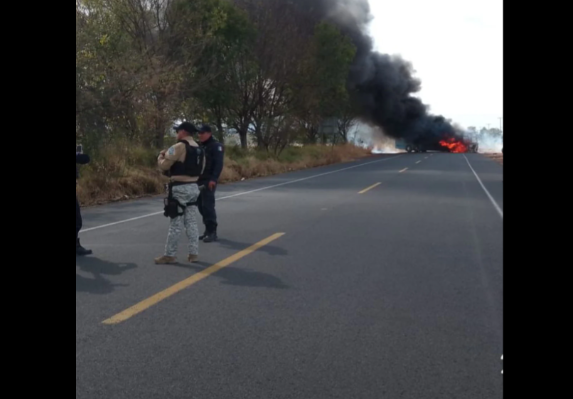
[
  {"x1": 77, "y1": 143, "x2": 371, "y2": 206},
  {"x1": 219, "y1": 144, "x2": 370, "y2": 183}
]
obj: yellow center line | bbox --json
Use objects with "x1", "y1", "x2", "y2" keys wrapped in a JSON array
[
  {"x1": 399, "y1": 168, "x2": 408, "y2": 173},
  {"x1": 102, "y1": 233, "x2": 285, "y2": 325},
  {"x1": 359, "y1": 182, "x2": 381, "y2": 194}
]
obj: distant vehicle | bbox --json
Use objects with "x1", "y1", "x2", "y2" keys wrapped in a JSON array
[
  {"x1": 395, "y1": 139, "x2": 426, "y2": 153},
  {"x1": 466, "y1": 141, "x2": 479, "y2": 153}
]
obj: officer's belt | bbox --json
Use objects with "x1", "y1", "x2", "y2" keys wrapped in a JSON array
[{"x1": 168, "y1": 181, "x2": 197, "y2": 187}]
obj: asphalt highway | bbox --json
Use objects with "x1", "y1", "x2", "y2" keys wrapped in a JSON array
[{"x1": 76, "y1": 152, "x2": 503, "y2": 399}]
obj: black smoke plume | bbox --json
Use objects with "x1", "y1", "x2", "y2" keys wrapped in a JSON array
[{"x1": 289, "y1": 0, "x2": 465, "y2": 150}]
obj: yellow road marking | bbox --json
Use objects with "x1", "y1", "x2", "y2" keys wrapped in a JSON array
[
  {"x1": 359, "y1": 182, "x2": 381, "y2": 194},
  {"x1": 102, "y1": 233, "x2": 285, "y2": 325},
  {"x1": 399, "y1": 168, "x2": 408, "y2": 173}
]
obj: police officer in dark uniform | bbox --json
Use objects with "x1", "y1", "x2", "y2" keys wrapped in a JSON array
[
  {"x1": 76, "y1": 147, "x2": 92, "y2": 256},
  {"x1": 197, "y1": 124, "x2": 224, "y2": 242}
]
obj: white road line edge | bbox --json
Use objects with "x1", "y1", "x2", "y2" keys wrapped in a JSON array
[
  {"x1": 81, "y1": 155, "x2": 404, "y2": 233},
  {"x1": 463, "y1": 154, "x2": 503, "y2": 219}
]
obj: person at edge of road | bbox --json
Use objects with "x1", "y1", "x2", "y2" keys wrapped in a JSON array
[
  {"x1": 76, "y1": 148, "x2": 92, "y2": 256},
  {"x1": 197, "y1": 124, "x2": 224, "y2": 243},
  {"x1": 155, "y1": 122, "x2": 205, "y2": 265}
]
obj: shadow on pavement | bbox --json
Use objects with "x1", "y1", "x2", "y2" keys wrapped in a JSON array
[
  {"x1": 172, "y1": 262, "x2": 289, "y2": 290},
  {"x1": 76, "y1": 257, "x2": 137, "y2": 294},
  {"x1": 216, "y1": 238, "x2": 288, "y2": 257},
  {"x1": 75, "y1": 273, "x2": 124, "y2": 295},
  {"x1": 217, "y1": 267, "x2": 289, "y2": 289}
]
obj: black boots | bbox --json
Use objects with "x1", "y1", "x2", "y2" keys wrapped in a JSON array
[
  {"x1": 203, "y1": 231, "x2": 218, "y2": 243},
  {"x1": 76, "y1": 238, "x2": 92, "y2": 256}
]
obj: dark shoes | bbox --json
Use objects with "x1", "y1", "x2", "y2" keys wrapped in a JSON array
[
  {"x1": 76, "y1": 238, "x2": 92, "y2": 256},
  {"x1": 203, "y1": 232, "x2": 218, "y2": 243}
]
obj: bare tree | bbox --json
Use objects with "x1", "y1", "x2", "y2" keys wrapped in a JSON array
[{"x1": 226, "y1": 0, "x2": 316, "y2": 149}]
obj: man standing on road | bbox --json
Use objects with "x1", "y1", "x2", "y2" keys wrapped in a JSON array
[
  {"x1": 76, "y1": 147, "x2": 92, "y2": 256},
  {"x1": 197, "y1": 124, "x2": 224, "y2": 242},
  {"x1": 155, "y1": 122, "x2": 205, "y2": 264}
]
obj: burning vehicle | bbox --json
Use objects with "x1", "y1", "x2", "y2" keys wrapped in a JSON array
[
  {"x1": 396, "y1": 137, "x2": 478, "y2": 153},
  {"x1": 438, "y1": 137, "x2": 479, "y2": 153}
]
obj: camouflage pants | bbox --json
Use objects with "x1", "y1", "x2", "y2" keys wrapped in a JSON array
[{"x1": 164, "y1": 184, "x2": 200, "y2": 257}]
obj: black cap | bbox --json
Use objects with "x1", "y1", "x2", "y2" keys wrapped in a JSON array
[
  {"x1": 174, "y1": 122, "x2": 199, "y2": 134},
  {"x1": 199, "y1": 124, "x2": 212, "y2": 133}
]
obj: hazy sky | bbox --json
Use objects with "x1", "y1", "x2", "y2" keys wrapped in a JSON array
[{"x1": 367, "y1": 0, "x2": 503, "y2": 130}]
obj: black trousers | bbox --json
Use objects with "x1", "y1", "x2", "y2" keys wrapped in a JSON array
[
  {"x1": 198, "y1": 185, "x2": 217, "y2": 233},
  {"x1": 76, "y1": 196, "x2": 82, "y2": 240}
]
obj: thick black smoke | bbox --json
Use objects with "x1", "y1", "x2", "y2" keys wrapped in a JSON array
[{"x1": 291, "y1": 0, "x2": 464, "y2": 149}]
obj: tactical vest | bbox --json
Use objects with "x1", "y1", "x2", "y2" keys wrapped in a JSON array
[{"x1": 168, "y1": 140, "x2": 205, "y2": 178}]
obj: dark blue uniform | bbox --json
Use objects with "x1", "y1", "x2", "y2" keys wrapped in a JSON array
[
  {"x1": 198, "y1": 136, "x2": 224, "y2": 239},
  {"x1": 76, "y1": 153, "x2": 92, "y2": 255}
]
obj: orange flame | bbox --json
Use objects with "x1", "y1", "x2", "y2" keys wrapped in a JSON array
[{"x1": 439, "y1": 138, "x2": 468, "y2": 153}]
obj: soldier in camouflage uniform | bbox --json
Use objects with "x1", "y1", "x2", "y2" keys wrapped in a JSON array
[
  {"x1": 160, "y1": 183, "x2": 200, "y2": 262},
  {"x1": 155, "y1": 122, "x2": 205, "y2": 264}
]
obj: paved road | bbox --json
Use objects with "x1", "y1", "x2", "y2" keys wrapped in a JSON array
[{"x1": 76, "y1": 153, "x2": 503, "y2": 399}]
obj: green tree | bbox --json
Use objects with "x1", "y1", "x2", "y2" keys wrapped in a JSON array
[
  {"x1": 291, "y1": 22, "x2": 356, "y2": 144},
  {"x1": 190, "y1": 0, "x2": 256, "y2": 143}
]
